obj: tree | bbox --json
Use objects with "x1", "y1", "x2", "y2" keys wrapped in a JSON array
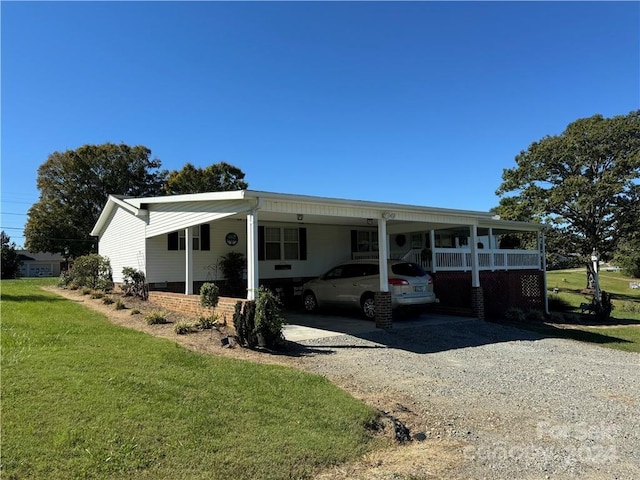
[
  {"x1": 1, "y1": 231, "x2": 22, "y2": 279},
  {"x1": 496, "y1": 110, "x2": 640, "y2": 260},
  {"x1": 164, "y1": 162, "x2": 248, "y2": 195},
  {"x1": 613, "y1": 238, "x2": 640, "y2": 278},
  {"x1": 25, "y1": 143, "x2": 167, "y2": 258}
]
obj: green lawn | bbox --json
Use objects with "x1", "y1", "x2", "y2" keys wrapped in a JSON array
[
  {"x1": 1, "y1": 278, "x2": 379, "y2": 480},
  {"x1": 544, "y1": 269, "x2": 640, "y2": 353}
]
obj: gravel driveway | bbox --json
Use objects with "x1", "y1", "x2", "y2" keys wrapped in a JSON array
[{"x1": 286, "y1": 317, "x2": 640, "y2": 479}]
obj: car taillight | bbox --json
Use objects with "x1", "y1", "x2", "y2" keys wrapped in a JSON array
[
  {"x1": 427, "y1": 277, "x2": 433, "y2": 285},
  {"x1": 388, "y1": 278, "x2": 409, "y2": 286}
]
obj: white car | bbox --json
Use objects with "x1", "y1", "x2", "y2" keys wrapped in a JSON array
[{"x1": 302, "y1": 259, "x2": 438, "y2": 319}]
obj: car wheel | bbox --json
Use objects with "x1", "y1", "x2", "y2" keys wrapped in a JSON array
[
  {"x1": 361, "y1": 295, "x2": 376, "y2": 319},
  {"x1": 303, "y1": 291, "x2": 318, "y2": 313}
]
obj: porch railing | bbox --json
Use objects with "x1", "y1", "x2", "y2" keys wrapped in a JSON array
[{"x1": 354, "y1": 248, "x2": 541, "y2": 272}]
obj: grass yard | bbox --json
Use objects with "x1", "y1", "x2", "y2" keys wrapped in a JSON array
[
  {"x1": 1, "y1": 279, "x2": 379, "y2": 480},
  {"x1": 543, "y1": 269, "x2": 640, "y2": 353}
]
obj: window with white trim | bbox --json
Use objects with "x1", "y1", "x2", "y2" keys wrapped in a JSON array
[
  {"x1": 179, "y1": 226, "x2": 200, "y2": 251},
  {"x1": 265, "y1": 227, "x2": 300, "y2": 260}
]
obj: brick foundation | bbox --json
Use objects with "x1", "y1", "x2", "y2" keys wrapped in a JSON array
[
  {"x1": 374, "y1": 291, "x2": 393, "y2": 329},
  {"x1": 148, "y1": 291, "x2": 248, "y2": 332}
]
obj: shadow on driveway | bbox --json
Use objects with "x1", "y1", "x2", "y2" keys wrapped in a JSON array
[{"x1": 282, "y1": 309, "x2": 633, "y2": 355}]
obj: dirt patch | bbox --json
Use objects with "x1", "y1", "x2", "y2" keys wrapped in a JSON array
[{"x1": 45, "y1": 286, "x2": 464, "y2": 479}]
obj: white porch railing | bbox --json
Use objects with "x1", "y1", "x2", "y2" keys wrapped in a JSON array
[{"x1": 354, "y1": 248, "x2": 541, "y2": 272}]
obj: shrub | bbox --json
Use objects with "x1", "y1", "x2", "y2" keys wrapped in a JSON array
[
  {"x1": 145, "y1": 311, "x2": 168, "y2": 325},
  {"x1": 196, "y1": 315, "x2": 218, "y2": 330},
  {"x1": 174, "y1": 321, "x2": 197, "y2": 335},
  {"x1": 130, "y1": 308, "x2": 141, "y2": 315},
  {"x1": 254, "y1": 286, "x2": 286, "y2": 349},
  {"x1": 66, "y1": 254, "x2": 113, "y2": 291},
  {"x1": 504, "y1": 307, "x2": 525, "y2": 323},
  {"x1": 121, "y1": 267, "x2": 147, "y2": 300},
  {"x1": 114, "y1": 299, "x2": 126, "y2": 310},
  {"x1": 81, "y1": 287, "x2": 92, "y2": 296},
  {"x1": 525, "y1": 309, "x2": 545, "y2": 323},
  {"x1": 234, "y1": 300, "x2": 256, "y2": 348},
  {"x1": 219, "y1": 252, "x2": 246, "y2": 297},
  {"x1": 102, "y1": 296, "x2": 114, "y2": 305},
  {"x1": 57, "y1": 270, "x2": 72, "y2": 288},
  {"x1": 90, "y1": 291, "x2": 104, "y2": 299}
]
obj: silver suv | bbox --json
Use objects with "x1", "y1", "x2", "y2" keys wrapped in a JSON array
[{"x1": 302, "y1": 259, "x2": 437, "y2": 319}]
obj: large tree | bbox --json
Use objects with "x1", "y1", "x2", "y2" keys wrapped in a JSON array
[
  {"x1": 496, "y1": 110, "x2": 640, "y2": 260},
  {"x1": 164, "y1": 162, "x2": 248, "y2": 195},
  {"x1": 25, "y1": 143, "x2": 167, "y2": 257}
]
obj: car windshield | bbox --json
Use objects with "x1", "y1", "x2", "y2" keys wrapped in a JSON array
[{"x1": 390, "y1": 262, "x2": 426, "y2": 277}]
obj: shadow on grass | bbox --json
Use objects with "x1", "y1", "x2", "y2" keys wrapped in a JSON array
[
  {"x1": 1, "y1": 293, "x2": 68, "y2": 303},
  {"x1": 512, "y1": 321, "x2": 634, "y2": 347}
]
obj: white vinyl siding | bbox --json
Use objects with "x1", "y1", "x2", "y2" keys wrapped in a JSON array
[{"x1": 97, "y1": 206, "x2": 146, "y2": 283}]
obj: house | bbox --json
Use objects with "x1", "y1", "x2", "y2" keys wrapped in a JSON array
[
  {"x1": 91, "y1": 190, "x2": 547, "y2": 327},
  {"x1": 17, "y1": 250, "x2": 65, "y2": 278}
]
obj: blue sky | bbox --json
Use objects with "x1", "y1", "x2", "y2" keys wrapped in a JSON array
[{"x1": 2, "y1": 1, "x2": 638, "y2": 248}]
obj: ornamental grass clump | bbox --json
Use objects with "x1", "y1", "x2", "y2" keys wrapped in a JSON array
[{"x1": 145, "y1": 311, "x2": 168, "y2": 325}]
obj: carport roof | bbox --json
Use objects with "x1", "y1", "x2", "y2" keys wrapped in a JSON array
[{"x1": 92, "y1": 189, "x2": 543, "y2": 237}]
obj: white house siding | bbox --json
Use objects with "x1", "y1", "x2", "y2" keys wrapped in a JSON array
[
  {"x1": 98, "y1": 207, "x2": 147, "y2": 283},
  {"x1": 144, "y1": 219, "x2": 356, "y2": 283},
  {"x1": 145, "y1": 200, "x2": 250, "y2": 238}
]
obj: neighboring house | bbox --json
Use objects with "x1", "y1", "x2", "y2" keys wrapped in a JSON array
[
  {"x1": 91, "y1": 190, "x2": 547, "y2": 325},
  {"x1": 17, "y1": 250, "x2": 65, "y2": 278}
]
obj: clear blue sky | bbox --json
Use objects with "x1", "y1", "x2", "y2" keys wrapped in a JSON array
[{"x1": 2, "y1": 1, "x2": 638, "y2": 248}]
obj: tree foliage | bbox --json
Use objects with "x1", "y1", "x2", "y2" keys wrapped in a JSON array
[
  {"x1": 25, "y1": 143, "x2": 167, "y2": 257},
  {"x1": 164, "y1": 162, "x2": 248, "y2": 195},
  {"x1": 496, "y1": 110, "x2": 640, "y2": 260},
  {"x1": 1, "y1": 231, "x2": 22, "y2": 279}
]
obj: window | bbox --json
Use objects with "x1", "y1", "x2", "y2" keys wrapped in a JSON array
[
  {"x1": 357, "y1": 230, "x2": 378, "y2": 253},
  {"x1": 265, "y1": 227, "x2": 299, "y2": 260},
  {"x1": 168, "y1": 224, "x2": 210, "y2": 251},
  {"x1": 179, "y1": 227, "x2": 200, "y2": 251}
]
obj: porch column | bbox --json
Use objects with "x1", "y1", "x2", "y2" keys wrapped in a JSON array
[
  {"x1": 541, "y1": 231, "x2": 549, "y2": 315},
  {"x1": 430, "y1": 230, "x2": 437, "y2": 272},
  {"x1": 185, "y1": 227, "x2": 193, "y2": 295},
  {"x1": 470, "y1": 223, "x2": 485, "y2": 320},
  {"x1": 246, "y1": 208, "x2": 259, "y2": 301},
  {"x1": 470, "y1": 223, "x2": 480, "y2": 288},
  {"x1": 376, "y1": 217, "x2": 392, "y2": 329},
  {"x1": 488, "y1": 227, "x2": 495, "y2": 271}
]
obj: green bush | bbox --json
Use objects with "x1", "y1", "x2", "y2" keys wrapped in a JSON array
[
  {"x1": 234, "y1": 300, "x2": 256, "y2": 348},
  {"x1": 66, "y1": 254, "x2": 113, "y2": 291},
  {"x1": 196, "y1": 316, "x2": 218, "y2": 330},
  {"x1": 81, "y1": 287, "x2": 92, "y2": 296},
  {"x1": 121, "y1": 267, "x2": 148, "y2": 300},
  {"x1": 114, "y1": 299, "x2": 126, "y2": 310},
  {"x1": 57, "y1": 270, "x2": 72, "y2": 288},
  {"x1": 145, "y1": 311, "x2": 168, "y2": 325},
  {"x1": 219, "y1": 252, "x2": 246, "y2": 297},
  {"x1": 174, "y1": 321, "x2": 197, "y2": 335},
  {"x1": 102, "y1": 296, "x2": 114, "y2": 305},
  {"x1": 90, "y1": 291, "x2": 104, "y2": 299},
  {"x1": 504, "y1": 307, "x2": 526, "y2": 323},
  {"x1": 525, "y1": 309, "x2": 545, "y2": 323},
  {"x1": 130, "y1": 308, "x2": 141, "y2": 315},
  {"x1": 254, "y1": 286, "x2": 285, "y2": 349}
]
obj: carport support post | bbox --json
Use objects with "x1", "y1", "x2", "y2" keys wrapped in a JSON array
[
  {"x1": 470, "y1": 223, "x2": 485, "y2": 320},
  {"x1": 376, "y1": 217, "x2": 393, "y2": 329},
  {"x1": 185, "y1": 227, "x2": 193, "y2": 295},
  {"x1": 246, "y1": 207, "x2": 259, "y2": 301}
]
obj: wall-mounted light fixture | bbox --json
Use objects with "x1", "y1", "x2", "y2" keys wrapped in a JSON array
[
  {"x1": 297, "y1": 214, "x2": 304, "y2": 221},
  {"x1": 366, "y1": 218, "x2": 374, "y2": 225}
]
